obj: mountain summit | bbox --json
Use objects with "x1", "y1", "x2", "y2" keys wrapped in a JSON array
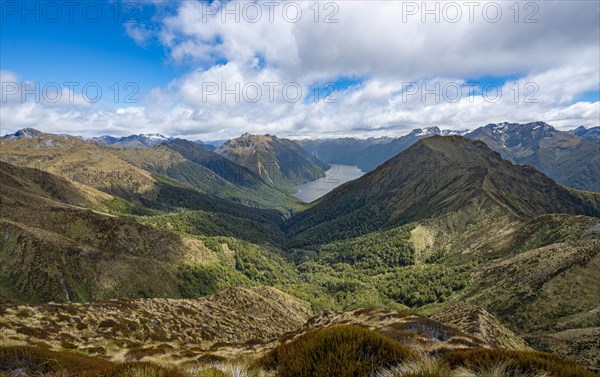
[
  {"x1": 286, "y1": 136, "x2": 600, "y2": 244},
  {"x1": 92, "y1": 133, "x2": 173, "y2": 148},
  {"x1": 1, "y1": 128, "x2": 43, "y2": 140},
  {"x1": 340, "y1": 126, "x2": 467, "y2": 172},
  {"x1": 569, "y1": 125, "x2": 600, "y2": 141},
  {"x1": 217, "y1": 134, "x2": 329, "y2": 188},
  {"x1": 466, "y1": 122, "x2": 599, "y2": 191}
]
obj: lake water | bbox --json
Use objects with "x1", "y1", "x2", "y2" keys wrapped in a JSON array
[{"x1": 292, "y1": 164, "x2": 364, "y2": 203}]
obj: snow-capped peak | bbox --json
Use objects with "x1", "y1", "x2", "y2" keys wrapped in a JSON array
[
  {"x1": 412, "y1": 127, "x2": 441, "y2": 137},
  {"x1": 490, "y1": 122, "x2": 512, "y2": 134},
  {"x1": 143, "y1": 133, "x2": 169, "y2": 140},
  {"x1": 2, "y1": 128, "x2": 43, "y2": 140},
  {"x1": 441, "y1": 129, "x2": 469, "y2": 136}
]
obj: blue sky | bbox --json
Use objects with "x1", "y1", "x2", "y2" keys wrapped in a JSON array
[
  {"x1": 1, "y1": 1, "x2": 599, "y2": 139},
  {"x1": 0, "y1": 1, "x2": 175, "y2": 102}
]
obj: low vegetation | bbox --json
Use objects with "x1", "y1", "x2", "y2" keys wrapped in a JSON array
[
  {"x1": 442, "y1": 349, "x2": 598, "y2": 377},
  {"x1": 2, "y1": 344, "x2": 596, "y2": 377},
  {"x1": 256, "y1": 325, "x2": 418, "y2": 377},
  {"x1": 253, "y1": 325, "x2": 599, "y2": 377},
  {"x1": 0, "y1": 346, "x2": 112, "y2": 375}
]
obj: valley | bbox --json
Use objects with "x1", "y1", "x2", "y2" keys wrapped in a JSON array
[{"x1": 0, "y1": 124, "x2": 599, "y2": 376}]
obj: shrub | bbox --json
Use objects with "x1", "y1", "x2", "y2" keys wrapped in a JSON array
[
  {"x1": 191, "y1": 363, "x2": 271, "y2": 377},
  {"x1": 177, "y1": 264, "x2": 248, "y2": 298},
  {"x1": 197, "y1": 368, "x2": 228, "y2": 377},
  {"x1": 197, "y1": 354, "x2": 227, "y2": 364},
  {"x1": 442, "y1": 349, "x2": 597, "y2": 377},
  {"x1": 125, "y1": 347, "x2": 167, "y2": 361},
  {"x1": 376, "y1": 358, "x2": 453, "y2": 377},
  {"x1": 255, "y1": 325, "x2": 418, "y2": 377},
  {"x1": 0, "y1": 345, "x2": 112, "y2": 375},
  {"x1": 15, "y1": 308, "x2": 32, "y2": 318},
  {"x1": 81, "y1": 362, "x2": 188, "y2": 377}
]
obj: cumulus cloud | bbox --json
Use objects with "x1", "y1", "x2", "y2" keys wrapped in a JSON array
[
  {"x1": 124, "y1": 22, "x2": 154, "y2": 47},
  {"x1": 1, "y1": 1, "x2": 599, "y2": 139},
  {"x1": 157, "y1": 1, "x2": 599, "y2": 79}
]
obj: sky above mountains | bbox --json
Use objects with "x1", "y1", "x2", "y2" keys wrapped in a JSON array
[{"x1": 1, "y1": 0, "x2": 599, "y2": 140}]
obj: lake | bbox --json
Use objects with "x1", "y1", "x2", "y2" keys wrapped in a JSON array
[{"x1": 292, "y1": 164, "x2": 364, "y2": 203}]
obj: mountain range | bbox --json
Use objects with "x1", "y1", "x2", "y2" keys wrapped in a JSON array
[
  {"x1": 112, "y1": 138, "x2": 298, "y2": 211},
  {"x1": 91, "y1": 133, "x2": 220, "y2": 150},
  {"x1": 1, "y1": 124, "x2": 599, "y2": 373},
  {"x1": 466, "y1": 122, "x2": 600, "y2": 192},
  {"x1": 569, "y1": 125, "x2": 600, "y2": 141},
  {"x1": 10, "y1": 122, "x2": 595, "y2": 192},
  {"x1": 295, "y1": 123, "x2": 599, "y2": 192},
  {"x1": 92, "y1": 133, "x2": 173, "y2": 148},
  {"x1": 286, "y1": 135, "x2": 599, "y2": 246}
]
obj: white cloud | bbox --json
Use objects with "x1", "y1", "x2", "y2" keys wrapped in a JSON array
[
  {"x1": 1, "y1": 1, "x2": 599, "y2": 139},
  {"x1": 124, "y1": 22, "x2": 153, "y2": 47},
  {"x1": 157, "y1": 1, "x2": 600, "y2": 79}
]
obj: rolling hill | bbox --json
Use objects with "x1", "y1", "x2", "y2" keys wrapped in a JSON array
[
  {"x1": 0, "y1": 129, "x2": 160, "y2": 201},
  {"x1": 3, "y1": 300, "x2": 595, "y2": 376},
  {"x1": 0, "y1": 160, "x2": 299, "y2": 303},
  {"x1": 0, "y1": 286, "x2": 313, "y2": 363},
  {"x1": 462, "y1": 238, "x2": 600, "y2": 369},
  {"x1": 216, "y1": 134, "x2": 329, "y2": 188},
  {"x1": 0, "y1": 160, "x2": 202, "y2": 302}
]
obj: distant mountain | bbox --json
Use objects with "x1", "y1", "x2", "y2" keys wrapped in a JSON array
[
  {"x1": 2, "y1": 128, "x2": 78, "y2": 141},
  {"x1": 217, "y1": 134, "x2": 329, "y2": 187},
  {"x1": 568, "y1": 125, "x2": 600, "y2": 141},
  {"x1": 0, "y1": 129, "x2": 160, "y2": 200},
  {"x1": 167, "y1": 139, "x2": 264, "y2": 188},
  {"x1": 194, "y1": 140, "x2": 217, "y2": 151},
  {"x1": 2, "y1": 127, "x2": 43, "y2": 140},
  {"x1": 466, "y1": 122, "x2": 599, "y2": 192},
  {"x1": 296, "y1": 137, "x2": 392, "y2": 165},
  {"x1": 112, "y1": 139, "x2": 299, "y2": 211},
  {"x1": 201, "y1": 139, "x2": 228, "y2": 148},
  {"x1": 286, "y1": 136, "x2": 600, "y2": 245},
  {"x1": 343, "y1": 127, "x2": 462, "y2": 172},
  {"x1": 306, "y1": 123, "x2": 599, "y2": 193},
  {"x1": 92, "y1": 133, "x2": 173, "y2": 148},
  {"x1": 0, "y1": 131, "x2": 289, "y2": 233}
]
